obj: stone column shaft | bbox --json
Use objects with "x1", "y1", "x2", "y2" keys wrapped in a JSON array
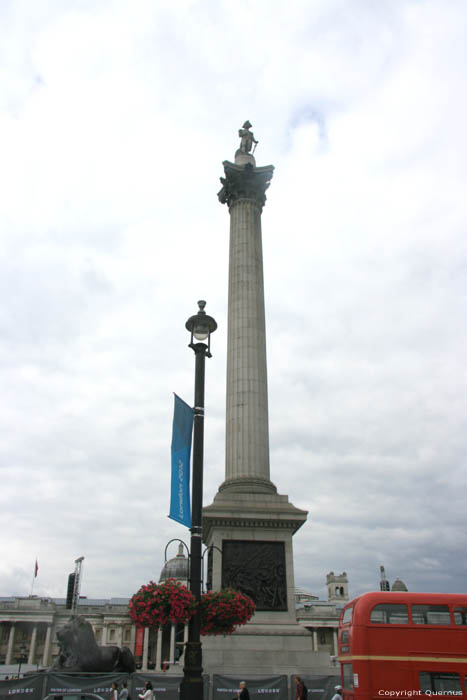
[
  {"x1": 28, "y1": 625, "x2": 37, "y2": 664},
  {"x1": 169, "y1": 624, "x2": 176, "y2": 664},
  {"x1": 218, "y1": 160, "x2": 275, "y2": 495},
  {"x1": 42, "y1": 625, "x2": 52, "y2": 666},
  {"x1": 226, "y1": 199, "x2": 269, "y2": 483},
  {"x1": 156, "y1": 627, "x2": 163, "y2": 671},
  {"x1": 142, "y1": 627, "x2": 149, "y2": 671},
  {"x1": 6, "y1": 623, "x2": 15, "y2": 665},
  {"x1": 313, "y1": 628, "x2": 318, "y2": 651}
]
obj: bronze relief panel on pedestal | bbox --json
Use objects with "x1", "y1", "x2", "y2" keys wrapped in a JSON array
[{"x1": 221, "y1": 540, "x2": 287, "y2": 611}]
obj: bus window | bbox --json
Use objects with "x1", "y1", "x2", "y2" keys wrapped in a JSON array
[
  {"x1": 342, "y1": 607, "x2": 353, "y2": 624},
  {"x1": 342, "y1": 663, "x2": 354, "y2": 690},
  {"x1": 340, "y1": 630, "x2": 350, "y2": 652},
  {"x1": 412, "y1": 604, "x2": 451, "y2": 625},
  {"x1": 370, "y1": 603, "x2": 408, "y2": 624},
  {"x1": 453, "y1": 607, "x2": 467, "y2": 625},
  {"x1": 419, "y1": 672, "x2": 461, "y2": 694}
]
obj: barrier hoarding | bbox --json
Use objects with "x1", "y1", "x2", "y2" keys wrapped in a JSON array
[
  {"x1": 213, "y1": 675, "x2": 288, "y2": 700},
  {"x1": 45, "y1": 672, "x2": 128, "y2": 698},
  {"x1": 0, "y1": 673, "x2": 44, "y2": 700},
  {"x1": 132, "y1": 673, "x2": 209, "y2": 700}
]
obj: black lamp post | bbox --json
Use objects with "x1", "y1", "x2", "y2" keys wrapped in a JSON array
[
  {"x1": 17, "y1": 642, "x2": 27, "y2": 676},
  {"x1": 180, "y1": 300, "x2": 217, "y2": 700}
]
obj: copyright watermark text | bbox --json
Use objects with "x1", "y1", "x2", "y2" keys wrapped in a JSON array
[{"x1": 377, "y1": 692, "x2": 462, "y2": 697}]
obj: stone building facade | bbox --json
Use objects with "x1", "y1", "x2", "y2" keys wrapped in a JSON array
[
  {"x1": 0, "y1": 563, "x2": 347, "y2": 674},
  {"x1": 295, "y1": 572, "x2": 349, "y2": 660},
  {"x1": 0, "y1": 594, "x2": 133, "y2": 671}
]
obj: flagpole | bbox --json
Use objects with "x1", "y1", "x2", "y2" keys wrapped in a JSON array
[{"x1": 30, "y1": 559, "x2": 38, "y2": 596}]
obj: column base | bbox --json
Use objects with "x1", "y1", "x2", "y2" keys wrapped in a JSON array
[{"x1": 218, "y1": 476, "x2": 277, "y2": 494}]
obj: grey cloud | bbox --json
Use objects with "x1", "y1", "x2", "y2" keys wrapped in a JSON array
[{"x1": 1, "y1": 0, "x2": 466, "y2": 604}]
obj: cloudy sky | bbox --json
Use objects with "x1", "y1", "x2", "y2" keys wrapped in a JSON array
[{"x1": 1, "y1": 0, "x2": 466, "y2": 604}]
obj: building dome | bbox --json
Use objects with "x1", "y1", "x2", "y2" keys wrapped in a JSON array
[
  {"x1": 159, "y1": 543, "x2": 189, "y2": 583},
  {"x1": 391, "y1": 578, "x2": 408, "y2": 592}
]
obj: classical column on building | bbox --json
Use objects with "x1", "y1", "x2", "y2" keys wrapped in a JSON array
[
  {"x1": 169, "y1": 624, "x2": 176, "y2": 664},
  {"x1": 5, "y1": 623, "x2": 16, "y2": 665},
  {"x1": 142, "y1": 628, "x2": 149, "y2": 671},
  {"x1": 130, "y1": 624, "x2": 136, "y2": 655},
  {"x1": 313, "y1": 629, "x2": 318, "y2": 651},
  {"x1": 42, "y1": 624, "x2": 52, "y2": 666},
  {"x1": 28, "y1": 625, "x2": 37, "y2": 664},
  {"x1": 333, "y1": 628, "x2": 338, "y2": 655},
  {"x1": 156, "y1": 627, "x2": 163, "y2": 671},
  {"x1": 201, "y1": 124, "x2": 313, "y2": 676}
]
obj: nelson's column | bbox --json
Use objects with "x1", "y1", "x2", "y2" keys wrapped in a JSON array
[{"x1": 202, "y1": 123, "x2": 316, "y2": 674}]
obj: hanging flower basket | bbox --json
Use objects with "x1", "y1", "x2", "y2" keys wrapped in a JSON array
[
  {"x1": 129, "y1": 579, "x2": 197, "y2": 629},
  {"x1": 200, "y1": 588, "x2": 256, "y2": 636}
]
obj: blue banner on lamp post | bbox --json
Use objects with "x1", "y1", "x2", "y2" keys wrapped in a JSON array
[{"x1": 169, "y1": 393, "x2": 193, "y2": 528}]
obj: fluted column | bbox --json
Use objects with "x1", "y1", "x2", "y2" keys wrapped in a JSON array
[
  {"x1": 6, "y1": 623, "x2": 16, "y2": 664},
  {"x1": 169, "y1": 624, "x2": 176, "y2": 664},
  {"x1": 156, "y1": 627, "x2": 163, "y2": 671},
  {"x1": 28, "y1": 625, "x2": 37, "y2": 664},
  {"x1": 218, "y1": 160, "x2": 275, "y2": 495},
  {"x1": 142, "y1": 627, "x2": 149, "y2": 671},
  {"x1": 130, "y1": 624, "x2": 136, "y2": 654},
  {"x1": 42, "y1": 625, "x2": 52, "y2": 666}
]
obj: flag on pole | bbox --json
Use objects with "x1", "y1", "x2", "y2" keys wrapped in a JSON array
[
  {"x1": 169, "y1": 393, "x2": 193, "y2": 528},
  {"x1": 31, "y1": 558, "x2": 39, "y2": 596}
]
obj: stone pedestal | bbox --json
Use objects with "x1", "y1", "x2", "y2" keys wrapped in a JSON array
[
  {"x1": 201, "y1": 630, "x2": 333, "y2": 677},
  {"x1": 203, "y1": 492, "x2": 307, "y2": 626}
]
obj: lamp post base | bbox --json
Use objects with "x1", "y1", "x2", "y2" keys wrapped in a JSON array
[{"x1": 180, "y1": 641, "x2": 203, "y2": 700}]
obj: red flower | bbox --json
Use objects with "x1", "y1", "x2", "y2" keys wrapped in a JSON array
[
  {"x1": 200, "y1": 588, "x2": 255, "y2": 636},
  {"x1": 130, "y1": 581, "x2": 255, "y2": 637},
  {"x1": 129, "y1": 579, "x2": 197, "y2": 629}
]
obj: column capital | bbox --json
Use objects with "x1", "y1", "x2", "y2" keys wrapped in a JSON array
[{"x1": 218, "y1": 161, "x2": 274, "y2": 210}]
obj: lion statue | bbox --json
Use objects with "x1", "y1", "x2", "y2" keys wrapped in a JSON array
[{"x1": 53, "y1": 616, "x2": 136, "y2": 673}]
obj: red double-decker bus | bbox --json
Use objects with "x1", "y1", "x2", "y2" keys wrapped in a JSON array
[{"x1": 338, "y1": 592, "x2": 467, "y2": 700}]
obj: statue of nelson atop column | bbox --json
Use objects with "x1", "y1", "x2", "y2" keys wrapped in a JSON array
[
  {"x1": 235, "y1": 120, "x2": 259, "y2": 167},
  {"x1": 238, "y1": 120, "x2": 258, "y2": 154}
]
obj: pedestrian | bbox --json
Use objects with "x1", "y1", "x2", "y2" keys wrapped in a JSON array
[
  {"x1": 236, "y1": 681, "x2": 249, "y2": 700},
  {"x1": 295, "y1": 676, "x2": 307, "y2": 699},
  {"x1": 111, "y1": 682, "x2": 118, "y2": 700},
  {"x1": 119, "y1": 682, "x2": 129, "y2": 700},
  {"x1": 331, "y1": 685, "x2": 342, "y2": 700},
  {"x1": 138, "y1": 681, "x2": 154, "y2": 700}
]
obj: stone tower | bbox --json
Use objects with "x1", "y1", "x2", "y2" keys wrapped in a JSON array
[
  {"x1": 202, "y1": 123, "x2": 316, "y2": 675},
  {"x1": 326, "y1": 571, "x2": 349, "y2": 602}
]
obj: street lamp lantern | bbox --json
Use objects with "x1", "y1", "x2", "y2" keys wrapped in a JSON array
[
  {"x1": 185, "y1": 300, "x2": 217, "y2": 355},
  {"x1": 180, "y1": 300, "x2": 216, "y2": 700}
]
